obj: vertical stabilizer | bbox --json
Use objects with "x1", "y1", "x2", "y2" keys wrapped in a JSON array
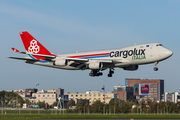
[{"x1": 20, "y1": 31, "x2": 52, "y2": 60}]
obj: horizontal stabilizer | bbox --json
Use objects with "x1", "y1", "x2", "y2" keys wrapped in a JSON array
[
  {"x1": 8, "y1": 57, "x2": 40, "y2": 61},
  {"x1": 11, "y1": 47, "x2": 56, "y2": 60}
]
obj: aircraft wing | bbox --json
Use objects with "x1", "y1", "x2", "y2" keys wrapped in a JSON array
[
  {"x1": 66, "y1": 58, "x2": 130, "y2": 70},
  {"x1": 67, "y1": 58, "x2": 127, "y2": 63},
  {"x1": 66, "y1": 58, "x2": 89, "y2": 62}
]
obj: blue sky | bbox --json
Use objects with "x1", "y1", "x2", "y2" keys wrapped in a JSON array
[{"x1": 0, "y1": 0, "x2": 179, "y2": 93}]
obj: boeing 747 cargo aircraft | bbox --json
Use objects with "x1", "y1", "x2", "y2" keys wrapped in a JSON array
[{"x1": 9, "y1": 31, "x2": 173, "y2": 77}]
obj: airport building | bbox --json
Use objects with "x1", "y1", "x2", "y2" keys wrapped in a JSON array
[
  {"x1": 125, "y1": 78, "x2": 164, "y2": 102},
  {"x1": 161, "y1": 92, "x2": 180, "y2": 103},
  {"x1": 65, "y1": 90, "x2": 112, "y2": 105}
]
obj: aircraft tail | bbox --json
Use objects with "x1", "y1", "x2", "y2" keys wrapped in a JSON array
[{"x1": 19, "y1": 31, "x2": 52, "y2": 60}]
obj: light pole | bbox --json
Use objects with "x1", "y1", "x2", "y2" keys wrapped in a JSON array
[
  {"x1": 102, "y1": 86, "x2": 105, "y2": 104},
  {"x1": 140, "y1": 98, "x2": 142, "y2": 115},
  {"x1": 36, "y1": 84, "x2": 39, "y2": 114},
  {"x1": 36, "y1": 84, "x2": 39, "y2": 91},
  {"x1": 63, "y1": 98, "x2": 64, "y2": 115},
  {"x1": 140, "y1": 102, "x2": 141, "y2": 115},
  {"x1": 1, "y1": 97, "x2": 3, "y2": 114},
  {"x1": 102, "y1": 86, "x2": 105, "y2": 114}
]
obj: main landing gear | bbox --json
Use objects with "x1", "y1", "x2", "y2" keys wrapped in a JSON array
[
  {"x1": 89, "y1": 68, "x2": 115, "y2": 77},
  {"x1": 153, "y1": 62, "x2": 159, "y2": 71},
  {"x1": 107, "y1": 68, "x2": 114, "y2": 77},
  {"x1": 89, "y1": 70, "x2": 103, "y2": 77}
]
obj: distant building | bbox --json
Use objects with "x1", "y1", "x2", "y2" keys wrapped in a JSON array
[
  {"x1": 30, "y1": 90, "x2": 56, "y2": 105},
  {"x1": 14, "y1": 88, "x2": 64, "y2": 105},
  {"x1": 56, "y1": 88, "x2": 64, "y2": 98},
  {"x1": 75, "y1": 99, "x2": 89, "y2": 105},
  {"x1": 47, "y1": 88, "x2": 64, "y2": 98},
  {"x1": 125, "y1": 78, "x2": 164, "y2": 102},
  {"x1": 65, "y1": 91, "x2": 112, "y2": 105},
  {"x1": 112, "y1": 85, "x2": 133, "y2": 101},
  {"x1": 162, "y1": 92, "x2": 180, "y2": 103},
  {"x1": 14, "y1": 88, "x2": 37, "y2": 99},
  {"x1": 25, "y1": 88, "x2": 38, "y2": 93}
]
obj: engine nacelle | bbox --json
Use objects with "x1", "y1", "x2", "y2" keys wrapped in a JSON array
[
  {"x1": 123, "y1": 65, "x2": 138, "y2": 71},
  {"x1": 53, "y1": 59, "x2": 67, "y2": 66},
  {"x1": 89, "y1": 62, "x2": 103, "y2": 69}
]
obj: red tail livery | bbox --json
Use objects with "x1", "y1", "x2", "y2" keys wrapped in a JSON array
[{"x1": 20, "y1": 31, "x2": 53, "y2": 60}]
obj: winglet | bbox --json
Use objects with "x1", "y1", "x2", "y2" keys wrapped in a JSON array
[
  {"x1": 11, "y1": 48, "x2": 20, "y2": 53},
  {"x1": 11, "y1": 47, "x2": 26, "y2": 54}
]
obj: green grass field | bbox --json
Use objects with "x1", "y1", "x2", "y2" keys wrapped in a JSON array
[
  {"x1": 1, "y1": 114, "x2": 180, "y2": 120},
  {"x1": 0, "y1": 110, "x2": 180, "y2": 120},
  {"x1": 1, "y1": 118, "x2": 179, "y2": 120}
]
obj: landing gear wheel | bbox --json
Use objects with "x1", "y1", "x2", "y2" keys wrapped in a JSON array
[
  {"x1": 110, "y1": 71, "x2": 114, "y2": 74},
  {"x1": 99, "y1": 72, "x2": 103, "y2": 76},
  {"x1": 108, "y1": 74, "x2": 112, "y2": 77},
  {"x1": 153, "y1": 62, "x2": 159, "y2": 71},
  {"x1": 153, "y1": 67, "x2": 158, "y2": 71},
  {"x1": 89, "y1": 73, "x2": 93, "y2": 76},
  {"x1": 107, "y1": 68, "x2": 114, "y2": 77},
  {"x1": 89, "y1": 70, "x2": 103, "y2": 77}
]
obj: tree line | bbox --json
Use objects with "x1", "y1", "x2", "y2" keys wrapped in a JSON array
[
  {"x1": 66, "y1": 97, "x2": 180, "y2": 114},
  {"x1": 1, "y1": 90, "x2": 180, "y2": 114},
  {"x1": 0, "y1": 91, "x2": 49, "y2": 108}
]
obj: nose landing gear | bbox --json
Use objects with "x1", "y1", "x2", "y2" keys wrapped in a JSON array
[
  {"x1": 107, "y1": 68, "x2": 114, "y2": 77},
  {"x1": 154, "y1": 62, "x2": 159, "y2": 71}
]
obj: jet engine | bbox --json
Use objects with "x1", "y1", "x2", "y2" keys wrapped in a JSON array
[
  {"x1": 123, "y1": 65, "x2": 138, "y2": 71},
  {"x1": 53, "y1": 59, "x2": 67, "y2": 66},
  {"x1": 88, "y1": 62, "x2": 103, "y2": 69}
]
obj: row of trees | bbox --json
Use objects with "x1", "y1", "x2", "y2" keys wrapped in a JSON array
[
  {"x1": 0, "y1": 91, "x2": 24, "y2": 108},
  {"x1": 66, "y1": 97, "x2": 180, "y2": 114},
  {"x1": 0, "y1": 91, "x2": 49, "y2": 108}
]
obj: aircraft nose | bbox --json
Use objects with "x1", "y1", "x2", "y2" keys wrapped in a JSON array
[
  {"x1": 163, "y1": 48, "x2": 173, "y2": 58},
  {"x1": 166, "y1": 49, "x2": 173, "y2": 57}
]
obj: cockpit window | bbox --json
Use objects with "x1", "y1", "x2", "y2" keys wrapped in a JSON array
[{"x1": 156, "y1": 44, "x2": 163, "y2": 46}]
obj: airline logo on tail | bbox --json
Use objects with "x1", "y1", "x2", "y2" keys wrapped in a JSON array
[{"x1": 28, "y1": 39, "x2": 40, "y2": 54}]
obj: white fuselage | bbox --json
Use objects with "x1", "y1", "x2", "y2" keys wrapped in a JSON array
[{"x1": 30, "y1": 43, "x2": 173, "y2": 70}]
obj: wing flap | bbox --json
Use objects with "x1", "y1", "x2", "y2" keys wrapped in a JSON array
[
  {"x1": 89, "y1": 59, "x2": 125, "y2": 63},
  {"x1": 67, "y1": 58, "x2": 89, "y2": 62},
  {"x1": 66, "y1": 58, "x2": 126, "y2": 63}
]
